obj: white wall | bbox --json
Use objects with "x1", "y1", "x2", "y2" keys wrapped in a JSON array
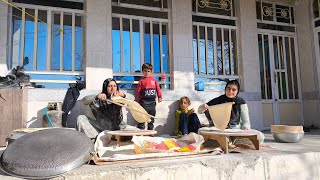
[
  {"x1": 295, "y1": 0, "x2": 320, "y2": 127},
  {"x1": 237, "y1": 0, "x2": 264, "y2": 129}
]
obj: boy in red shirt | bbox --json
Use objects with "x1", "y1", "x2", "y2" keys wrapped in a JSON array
[{"x1": 136, "y1": 63, "x2": 162, "y2": 130}]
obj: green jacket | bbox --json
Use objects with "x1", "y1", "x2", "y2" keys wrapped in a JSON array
[{"x1": 175, "y1": 109, "x2": 191, "y2": 136}]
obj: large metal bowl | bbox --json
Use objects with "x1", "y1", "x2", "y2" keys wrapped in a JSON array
[
  {"x1": 0, "y1": 128, "x2": 94, "y2": 179},
  {"x1": 272, "y1": 132, "x2": 304, "y2": 143}
]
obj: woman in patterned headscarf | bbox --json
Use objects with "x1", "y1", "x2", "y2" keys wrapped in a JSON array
[{"x1": 76, "y1": 78, "x2": 127, "y2": 140}]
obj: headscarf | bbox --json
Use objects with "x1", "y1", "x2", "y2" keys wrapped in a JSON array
[{"x1": 206, "y1": 80, "x2": 246, "y2": 127}]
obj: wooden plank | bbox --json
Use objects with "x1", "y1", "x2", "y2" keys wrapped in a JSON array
[
  {"x1": 0, "y1": 89, "x2": 26, "y2": 146},
  {"x1": 0, "y1": 90, "x2": 6, "y2": 146}
]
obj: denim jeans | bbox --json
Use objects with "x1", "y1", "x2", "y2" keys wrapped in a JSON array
[
  {"x1": 137, "y1": 100, "x2": 156, "y2": 130},
  {"x1": 179, "y1": 112, "x2": 201, "y2": 134}
]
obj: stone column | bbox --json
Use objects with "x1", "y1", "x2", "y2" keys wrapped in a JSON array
[
  {"x1": 0, "y1": 1, "x2": 8, "y2": 76},
  {"x1": 237, "y1": 0, "x2": 263, "y2": 129},
  {"x1": 170, "y1": 0, "x2": 195, "y2": 90},
  {"x1": 295, "y1": 0, "x2": 320, "y2": 127},
  {"x1": 85, "y1": 0, "x2": 113, "y2": 90}
]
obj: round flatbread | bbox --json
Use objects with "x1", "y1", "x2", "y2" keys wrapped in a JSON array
[
  {"x1": 207, "y1": 102, "x2": 234, "y2": 131},
  {"x1": 111, "y1": 96, "x2": 153, "y2": 123}
]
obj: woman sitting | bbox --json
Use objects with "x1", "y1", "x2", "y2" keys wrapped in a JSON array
[
  {"x1": 198, "y1": 80, "x2": 264, "y2": 143},
  {"x1": 76, "y1": 78, "x2": 128, "y2": 140}
]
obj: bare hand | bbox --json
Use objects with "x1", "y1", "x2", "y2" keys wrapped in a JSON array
[
  {"x1": 113, "y1": 91, "x2": 124, "y2": 97},
  {"x1": 96, "y1": 93, "x2": 107, "y2": 100},
  {"x1": 201, "y1": 104, "x2": 208, "y2": 111},
  {"x1": 158, "y1": 98, "x2": 162, "y2": 103},
  {"x1": 188, "y1": 108, "x2": 195, "y2": 114}
]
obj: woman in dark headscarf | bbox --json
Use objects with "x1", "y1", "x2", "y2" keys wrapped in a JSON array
[
  {"x1": 198, "y1": 80, "x2": 250, "y2": 130},
  {"x1": 76, "y1": 78, "x2": 127, "y2": 140}
]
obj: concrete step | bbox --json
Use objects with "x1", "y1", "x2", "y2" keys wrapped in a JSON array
[{"x1": 1, "y1": 130, "x2": 320, "y2": 180}]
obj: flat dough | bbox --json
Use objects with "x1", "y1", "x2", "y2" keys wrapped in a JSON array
[
  {"x1": 207, "y1": 102, "x2": 234, "y2": 131},
  {"x1": 111, "y1": 96, "x2": 152, "y2": 123}
]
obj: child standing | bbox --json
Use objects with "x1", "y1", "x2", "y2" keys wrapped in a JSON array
[
  {"x1": 136, "y1": 63, "x2": 162, "y2": 130},
  {"x1": 175, "y1": 96, "x2": 201, "y2": 136}
]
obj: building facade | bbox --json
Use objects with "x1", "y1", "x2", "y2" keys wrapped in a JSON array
[{"x1": 0, "y1": 0, "x2": 319, "y2": 134}]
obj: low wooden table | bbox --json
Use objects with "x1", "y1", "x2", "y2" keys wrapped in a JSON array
[
  {"x1": 107, "y1": 130, "x2": 157, "y2": 146},
  {"x1": 199, "y1": 130, "x2": 260, "y2": 153}
]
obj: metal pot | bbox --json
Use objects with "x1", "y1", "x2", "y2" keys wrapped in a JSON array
[{"x1": 272, "y1": 132, "x2": 304, "y2": 143}]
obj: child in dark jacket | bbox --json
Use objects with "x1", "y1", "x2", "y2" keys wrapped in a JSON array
[{"x1": 136, "y1": 63, "x2": 162, "y2": 130}]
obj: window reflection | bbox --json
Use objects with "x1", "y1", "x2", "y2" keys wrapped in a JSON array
[
  {"x1": 224, "y1": 29, "x2": 230, "y2": 75},
  {"x1": 258, "y1": 34, "x2": 265, "y2": 99},
  {"x1": 144, "y1": 22, "x2": 151, "y2": 64},
  {"x1": 208, "y1": 27, "x2": 214, "y2": 75},
  {"x1": 153, "y1": 23, "x2": 160, "y2": 73},
  {"x1": 37, "y1": 10, "x2": 47, "y2": 70},
  {"x1": 285, "y1": 37, "x2": 293, "y2": 99},
  {"x1": 52, "y1": 13, "x2": 61, "y2": 70},
  {"x1": 112, "y1": 17, "x2": 121, "y2": 73},
  {"x1": 216, "y1": 28, "x2": 223, "y2": 75},
  {"x1": 63, "y1": 13, "x2": 72, "y2": 71},
  {"x1": 291, "y1": 37, "x2": 298, "y2": 99},
  {"x1": 24, "y1": 8, "x2": 35, "y2": 70},
  {"x1": 231, "y1": 30, "x2": 237, "y2": 75},
  {"x1": 75, "y1": 14, "x2": 83, "y2": 70},
  {"x1": 123, "y1": 18, "x2": 131, "y2": 73},
  {"x1": 264, "y1": 35, "x2": 272, "y2": 99},
  {"x1": 193, "y1": 25, "x2": 198, "y2": 74},
  {"x1": 132, "y1": 19, "x2": 140, "y2": 72},
  {"x1": 199, "y1": 26, "x2": 205, "y2": 74},
  {"x1": 12, "y1": 8, "x2": 22, "y2": 68},
  {"x1": 162, "y1": 24, "x2": 168, "y2": 73}
]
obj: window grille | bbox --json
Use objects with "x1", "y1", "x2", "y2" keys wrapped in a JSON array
[
  {"x1": 192, "y1": 0, "x2": 238, "y2": 91},
  {"x1": 193, "y1": 0, "x2": 235, "y2": 18},
  {"x1": 258, "y1": 34, "x2": 299, "y2": 100},
  {"x1": 10, "y1": 2, "x2": 84, "y2": 88},
  {"x1": 112, "y1": 1, "x2": 170, "y2": 89},
  {"x1": 256, "y1": 1, "x2": 295, "y2": 27}
]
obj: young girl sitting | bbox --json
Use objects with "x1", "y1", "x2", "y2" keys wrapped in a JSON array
[{"x1": 175, "y1": 96, "x2": 201, "y2": 136}]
